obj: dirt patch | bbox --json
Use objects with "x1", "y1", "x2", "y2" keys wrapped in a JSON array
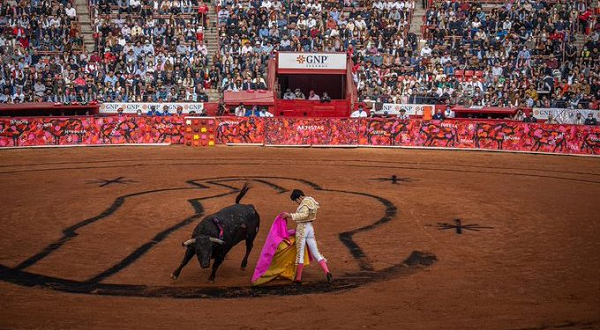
[{"x1": 0, "y1": 146, "x2": 599, "y2": 329}]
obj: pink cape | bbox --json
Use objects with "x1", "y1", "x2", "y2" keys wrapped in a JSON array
[{"x1": 251, "y1": 213, "x2": 293, "y2": 283}]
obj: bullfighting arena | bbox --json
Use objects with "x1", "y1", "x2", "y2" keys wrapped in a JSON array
[{"x1": 1, "y1": 146, "x2": 599, "y2": 330}]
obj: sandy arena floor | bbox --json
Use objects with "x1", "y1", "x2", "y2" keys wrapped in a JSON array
[{"x1": 0, "y1": 146, "x2": 599, "y2": 330}]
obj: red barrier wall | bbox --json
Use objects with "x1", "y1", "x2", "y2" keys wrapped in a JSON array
[
  {"x1": 215, "y1": 117, "x2": 265, "y2": 144},
  {"x1": 212, "y1": 117, "x2": 600, "y2": 155},
  {"x1": 360, "y1": 118, "x2": 600, "y2": 155},
  {"x1": 2, "y1": 116, "x2": 599, "y2": 156},
  {"x1": 264, "y1": 118, "x2": 360, "y2": 145},
  {"x1": 0, "y1": 116, "x2": 184, "y2": 147}
]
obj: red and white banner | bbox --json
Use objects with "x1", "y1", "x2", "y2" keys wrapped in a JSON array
[
  {"x1": 377, "y1": 103, "x2": 432, "y2": 116},
  {"x1": 100, "y1": 102, "x2": 204, "y2": 114},
  {"x1": 533, "y1": 108, "x2": 597, "y2": 124},
  {"x1": 277, "y1": 52, "x2": 347, "y2": 72}
]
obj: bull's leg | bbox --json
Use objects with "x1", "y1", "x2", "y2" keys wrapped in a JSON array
[
  {"x1": 240, "y1": 238, "x2": 254, "y2": 270},
  {"x1": 171, "y1": 246, "x2": 195, "y2": 280},
  {"x1": 208, "y1": 256, "x2": 224, "y2": 282}
]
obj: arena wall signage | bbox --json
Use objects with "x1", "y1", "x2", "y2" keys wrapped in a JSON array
[
  {"x1": 1, "y1": 116, "x2": 599, "y2": 155},
  {"x1": 0, "y1": 116, "x2": 184, "y2": 147},
  {"x1": 211, "y1": 117, "x2": 599, "y2": 155},
  {"x1": 100, "y1": 102, "x2": 204, "y2": 114},
  {"x1": 377, "y1": 104, "x2": 431, "y2": 116},
  {"x1": 264, "y1": 118, "x2": 360, "y2": 146},
  {"x1": 533, "y1": 108, "x2": 597, "y2": 124},
  {"x1": 277, "y1": 52, "x2": 347, "y2": 71}
]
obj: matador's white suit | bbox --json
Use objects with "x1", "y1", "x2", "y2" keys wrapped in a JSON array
[{"x1": 290, "y1": 196, "x2": 331, "y2": 283}]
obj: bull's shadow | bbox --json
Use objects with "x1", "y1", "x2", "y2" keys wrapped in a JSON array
[{"x1": 0, "y1": 176, "x2": 436, "y2": 299}]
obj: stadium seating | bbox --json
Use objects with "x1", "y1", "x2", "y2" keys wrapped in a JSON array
[
  {"x1": 0, "y1": 0, "x2": 598, "y2": 113},
  {"x1": 419, "y1": 0, "x2": 599, "y2": 109}
]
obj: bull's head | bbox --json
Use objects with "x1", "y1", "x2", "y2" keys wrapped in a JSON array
[{"x1": 182, "y1": 236, "x2": 225, "y2": 268}]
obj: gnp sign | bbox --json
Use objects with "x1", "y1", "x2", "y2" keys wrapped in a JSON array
[{"x1": 277, "y1": 52, "x2": 347, "y2": 72}]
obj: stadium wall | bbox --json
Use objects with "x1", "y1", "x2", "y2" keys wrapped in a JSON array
[
  {"x1": 1, "y1": 116, "x2": 599, "y2": 156},
  {"x1": 211, "y1": 117, "x2": 600, "y2": 155},
  {"x1": 0, "y1": 116, "x2": 184, "y2": 147}
]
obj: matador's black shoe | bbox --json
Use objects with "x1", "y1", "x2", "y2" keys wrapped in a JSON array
[{"x1": 326, "y1": 272, "x2": 333, "y2": 284}]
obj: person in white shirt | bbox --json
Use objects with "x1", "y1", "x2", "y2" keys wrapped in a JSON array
[
  {"x1": 241, "y1": 42, "x2": 254, "y2": 54},
  {"x1": 261, "y1": 0, "x2": 273, "y2": 10},
  {"x1": 308, "y1": 90, "x2": 320, "y2": 101},
  {"x1": 397, "y1": 108, "x2": 410, "y2": 119},
  {"x1": 420, "y1": 44, "x2": 432, "y2": 57},
  {"x1": 571, "y1": 112, "x2": 585, "y2": 125},
  {"x1": 444, "y1": 106, "x2": 455, "y2": 119},
  {"x1": 259, "y1": 108, "x2": 274, "y2": 117},
  {"x1": 307, "y1": 14, "x2": 317, "y2": 28},
  {"x1": 283, "y1": 88, "x2": 295, "y2": 99},
  {"x1": 49, "y1": 16, "x2": 61, "y2": 28},
  {"x1": 121, "y1": 25, "x2": 131, "y2": 39},
  {"x1": 440, "y1": 52, "x2": 452, "y2": 65},
  {"x1": 355, "y1": 15, "x2": 367, "y2": 31},
  {"x1": 350, "y1": 106, "x2": 368, "y2": 117},
  {"x1": 130, "y1": 0, "x2": 141, "y2": 11},
  {"x1": 12, "y1": 87, "x2": 25, "y2": 103},
  {"x1": 235, "y1": 103, "x2": 246, "y2": 116},
  {"x1": 272, "y1": 0, "x2": 283, "y2": 11},
  {"x1": 297, "y1": 14, "x2": 308, "y2": 30},
  {"x1": 307, "y1": 0, "x2": 321, "y2": 11},
  {"x1": 65, "y1": 3, "x2": 77, "y2": 19},
  {"x1": 197, "y1": 43, "x2": 208, "y2": 56},
  {"x1": 471, "y1": 77, "x2": 484, "y2": 92},
  {"x1": 143, "y1": 40, "x2": 155, "y2": 55}
]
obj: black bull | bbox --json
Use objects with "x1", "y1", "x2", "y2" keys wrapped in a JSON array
[{"x1": 171, "y1": 184, "x2": 260, "y2": 282}]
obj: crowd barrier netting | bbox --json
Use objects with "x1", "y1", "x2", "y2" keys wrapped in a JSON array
[{"x1": 1, "y1": 116, "x2": 599, "y2": 155}]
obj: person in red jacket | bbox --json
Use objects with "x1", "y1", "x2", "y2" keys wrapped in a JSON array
[
  {"x1": 579, "y1": 9, "x2": 592, "y2": 33},
  {"x1": 198, "y1": 3, "x2": 209, "y2": 27}
]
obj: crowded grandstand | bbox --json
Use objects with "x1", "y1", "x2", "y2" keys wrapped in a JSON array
[{"x1": 0, "y1": 0, "x2": 598, "y2": 123}]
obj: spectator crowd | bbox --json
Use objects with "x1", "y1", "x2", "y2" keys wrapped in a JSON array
[
  {"x1": 356, "y1": 0, "x2": 599, "y2": 111},
  {"x1": 1, "y1": 0, "x2": 214, "y2": 104},
  {"x1": 0, "y1": 0, "x2": 599, "y2": 118}
]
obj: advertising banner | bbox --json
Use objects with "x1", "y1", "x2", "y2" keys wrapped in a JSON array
[
  {"x1": 100, "y1": 102, "x2": 204, "y2": 114},
  {"x1": 264, "y1": 118, "x2": 360, "y2": 146},
  {"x1": 376, "y1": 103, "x2": 431, "y2": 116},
  {"x1": 533, "y1": 108, "x2": 598, "y2": 124},
  {"x1": 277, "y1": 52, "x2": 347, "y2": 71}
]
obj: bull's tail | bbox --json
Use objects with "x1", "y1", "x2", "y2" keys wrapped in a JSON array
[{"x1": 236, "y1": 182, "x2": 251, "y2": 204}]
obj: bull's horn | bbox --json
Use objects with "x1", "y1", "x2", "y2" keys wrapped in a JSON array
[
  {"x1": 209, "y1": 237, "x2": 225, "y2": 245},
  {"x1": 182, "y1": 238, "x2": 196, "y2": 247}
]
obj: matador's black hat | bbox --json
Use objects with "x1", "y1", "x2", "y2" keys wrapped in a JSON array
[{"x1": 290, "y1": 189, "x2": 305, "y2": 201}]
